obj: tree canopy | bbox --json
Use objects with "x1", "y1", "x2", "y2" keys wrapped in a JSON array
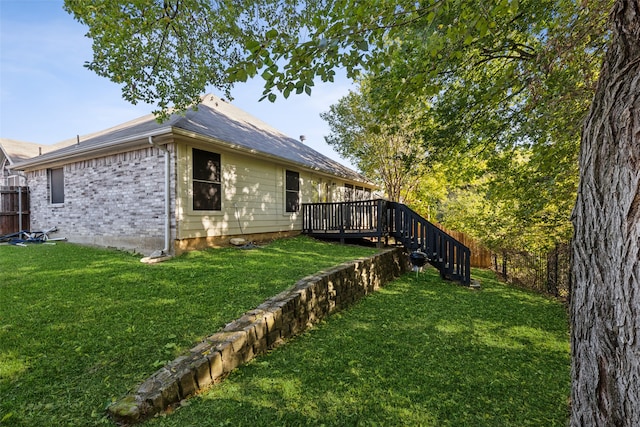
[
  {"x1": 64, "y1": 0, "x2": 611, "y2": 250},
  {"x1": 320, "y1": 82, "x2": 434, "y2": 204},
  {"x1": 65, "y1": 0, "x2": 640, "y2": 424},
  {"x1": 65, "y1": 1, "x2": 610, "y2": 118}
]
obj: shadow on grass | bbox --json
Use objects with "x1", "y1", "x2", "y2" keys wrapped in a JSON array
[
  {"x1": 0, "y1": 237, "x2": 378, "y2": 426},
  {"x1": 147, "y1": 268, "x2": 570, "y2": 427}
]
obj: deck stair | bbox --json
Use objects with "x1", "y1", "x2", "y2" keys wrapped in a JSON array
[{"x1": 302, "y1": 199, "x2": 471, "y2": 285}]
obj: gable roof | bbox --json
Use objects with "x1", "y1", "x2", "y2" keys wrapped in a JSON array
[
  {"x1": 12, "y1": 95, "x2": 369, "y2": 183},
  {"x1": 0, "y1": 138, "x2": 74, "y2": 165}
]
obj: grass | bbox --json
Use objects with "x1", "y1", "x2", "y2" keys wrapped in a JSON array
[
  {"x1": 0, "y1": 238, "x2": 571, "y2": 426},
  {"x1": 146, "y1": 269, "x2": 570, "y2": 427},
  {"x1": 0, "y1": 236, "x2": 378, "y2": 426}
]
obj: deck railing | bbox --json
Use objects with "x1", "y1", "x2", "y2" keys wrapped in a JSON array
[
  {"x1": 302, "y1": 199, "x2": 387, "y2": 239},
  {"x1": 302, "y1": 199, "x2": 471, "y2": 285}
]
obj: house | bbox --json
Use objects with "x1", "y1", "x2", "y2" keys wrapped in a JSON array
[
  {"x1": 0, "y1": 138, "x2": 74, "y2": 187},
  {"x1": 11, "y1": 95, "x2": 375, "y2": 255}
]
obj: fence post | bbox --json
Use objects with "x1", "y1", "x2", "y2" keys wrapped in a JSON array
[
  {"x1": 501, "y1": 251, "x2": 508, "y2": 280},
  {"x1": 18, "y1": 186, "x2": 23, "y2": 232}
]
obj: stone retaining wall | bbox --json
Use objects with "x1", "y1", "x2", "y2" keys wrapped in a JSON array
[{"x1": 108, "y1": 247, "x2": 408, "y2": 424}]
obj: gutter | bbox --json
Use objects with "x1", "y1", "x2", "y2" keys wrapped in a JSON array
[
  {"x1": 11, "y1": 128, "x2": 173, "y2": 171},
  {"x1": 145, "y1": 136, "x2": 172, "y2": 260}
]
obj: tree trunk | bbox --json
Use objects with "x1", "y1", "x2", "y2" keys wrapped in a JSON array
[{"x1": 571, "y1": 0, "x2": 640, "y2": 425}]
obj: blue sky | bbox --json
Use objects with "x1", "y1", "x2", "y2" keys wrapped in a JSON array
[{"x1": 0, "y1": 0, "x2": 355, "y2": 167}]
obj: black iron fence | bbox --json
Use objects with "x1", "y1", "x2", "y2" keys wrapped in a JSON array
[{"x1": 491, "y1": 243, "x2": 571, "y2": 300}]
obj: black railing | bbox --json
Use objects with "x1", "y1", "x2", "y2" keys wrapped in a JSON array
[
  {"x1": 302, "y1": 199, "x2": 387, "y2": 242},
  {"x1": 302, "y1": 199, "x2": 471, "y2": 285},
  {"x1": 387, "y1": 202, "x2": 470, "y2": 285}
]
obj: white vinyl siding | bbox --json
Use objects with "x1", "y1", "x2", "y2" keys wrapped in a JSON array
[{"x1": 175, "y1": 142, "x2": 374, "y2": 241}]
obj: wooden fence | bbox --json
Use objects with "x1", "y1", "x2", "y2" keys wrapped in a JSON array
[
  {"x1": 435, "y1": 225, "x2": 493, "y2": 268},
  {"x1": 0, "y1": 186, "x2": 30, "y2": 236}
]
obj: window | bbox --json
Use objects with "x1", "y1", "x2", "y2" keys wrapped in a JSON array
[
  {"x1": 344, "y1": 183, "x2": 354, "y2": 202},
  {"x1": 285, "y1": 170, "x2": 300, "y2": 212},
  {"x1": 49, "y1": 167, "x2": 64, "y2": 204},
  {"x1": 192, "y1": 148, "x2": 221, "y2": 211}
]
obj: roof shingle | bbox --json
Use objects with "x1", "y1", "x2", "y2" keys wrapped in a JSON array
[{"x1": 12, "y1": 94, "x2": 368, "y2": 183}]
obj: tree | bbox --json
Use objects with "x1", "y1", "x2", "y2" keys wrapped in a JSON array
[
  {"x1": 65, "y1": 0, "x2": 639, "y2": 423},
  {"x1": 311, "y1": 0, "x2": 605, "y2": 254},
  {"x1": 63, "y1": 0, "x2": 326, "y2": 117},
  {"x1": 437, "y1": 147, "x2": 566, "y2": 253},
  {"x1": 570, "y1": 0, "x2": 640, "y2": 424},
  {"x1": 320, "y1": 83, "x2": 432, "y2": 203}
]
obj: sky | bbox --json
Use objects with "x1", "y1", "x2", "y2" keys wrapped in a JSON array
[{"x1": 0, "y1": 0, "x2": 356, "y2": 167}]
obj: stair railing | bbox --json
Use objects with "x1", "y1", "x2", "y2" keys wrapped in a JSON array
[
  {"x1": 387, "y1": 202, "x2": 471, "y2": 285},
  {"x1": 301, "y1": 199, "x2": 471, "y2": 285}
]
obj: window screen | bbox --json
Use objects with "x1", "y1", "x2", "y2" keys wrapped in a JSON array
[
  {"x1": 285, "y1": 170, "x2": 300, "y2": 212},
  {"x1": 49, "y1": 168, "x2": 64, "y2": 204},
  {"x1": 192, "y1": 148, "x2": 222, "y2": 211}
]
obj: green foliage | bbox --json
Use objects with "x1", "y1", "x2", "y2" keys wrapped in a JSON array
[
  {"x1": 433, "y1": 142, "x2": 576, "y2": 252},
  {"x1": 0, "y1": 237, "x2": 377, "y2": 426},
  {"x1": 64, "y1": 0, "x2": 610, "y2": 250},
  {"x1": 321, "y1": 82, "x2": 433, "y2": 203},
  {"x1": 64, "y1": 0, "x2": 610, "y2": 116},
  {"x1": 147, "y1": 268, "x2": 570, "y2": 426}
]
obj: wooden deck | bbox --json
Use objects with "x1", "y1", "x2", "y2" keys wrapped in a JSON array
[
  {"x1": 302, "y1": 199, "x2": 471, "y2": 285},
  {"x1": 302, "y1": 199, "x2": 387, "y2": 245}
]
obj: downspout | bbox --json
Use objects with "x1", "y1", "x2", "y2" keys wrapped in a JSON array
[{"x1": 148, "y1": 136, "x2": 171, "y2": 257}]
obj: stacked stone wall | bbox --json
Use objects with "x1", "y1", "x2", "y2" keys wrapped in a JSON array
[{"x1": 108, "y1": 247, "x2": 408, "y2": 424}]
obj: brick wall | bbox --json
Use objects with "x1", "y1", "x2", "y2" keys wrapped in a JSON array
[{"x1": 27, "y1": 146, "x2": 175, "y2": 254}]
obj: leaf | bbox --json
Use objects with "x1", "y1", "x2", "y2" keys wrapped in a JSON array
[
  {"x1": 265, "y1": 29, "x2": 278, "y2": 39},
  {"x1": 233, "y1": 68, "x2": 248, "y2": 82}
]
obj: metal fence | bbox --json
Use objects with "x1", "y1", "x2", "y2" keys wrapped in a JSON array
[{"x1": 491, "y1": 243, "x2": 571, "y2": 300}]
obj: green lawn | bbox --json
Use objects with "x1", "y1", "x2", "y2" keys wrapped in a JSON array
[
  {"x1": 147, "y1": 269, "x2": 570, "y2": 427},
  {"x1": 0, "y1": 237, "x2": 378, "y2": 426},
  {"x1": 0, "y1": 238, "x2": 570, "y2": 426}
]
